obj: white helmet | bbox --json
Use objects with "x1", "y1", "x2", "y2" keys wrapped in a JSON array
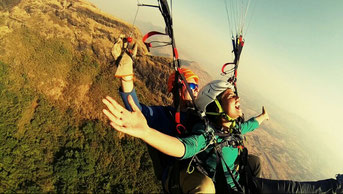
[{"x1": 195, "y1": 80, "x2": 235, "y2": 114}]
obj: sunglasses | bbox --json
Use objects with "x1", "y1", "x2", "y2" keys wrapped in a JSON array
[{"x1": 188, "y1": 83, "x2": 198, "y2": 90}]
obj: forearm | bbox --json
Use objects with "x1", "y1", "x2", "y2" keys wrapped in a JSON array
[
  {"x1": 254, "y1": 113, "x2": 267, "y2": 125},
  {"x1": 142, "y1": 127, "x2": 185, "y2": 158}
]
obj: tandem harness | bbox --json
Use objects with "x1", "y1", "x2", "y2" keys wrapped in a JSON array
[{"x1": 184, "y1": 122, "x2": 256, "y2": 193}]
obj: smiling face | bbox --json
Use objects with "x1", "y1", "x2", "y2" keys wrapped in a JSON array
[{"x1": 220, "y1": 89, "x2": 242, "y2": 119}]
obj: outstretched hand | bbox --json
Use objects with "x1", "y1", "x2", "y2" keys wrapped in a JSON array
[
  {"x1": 102, "y1": 95, "x2": 149, "y2": 139},
  {"x1": 261, "y1": 106, "x2": 269, "y2": 120}
]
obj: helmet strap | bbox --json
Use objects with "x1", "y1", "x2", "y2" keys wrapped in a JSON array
[{"x1": 206, "y1": 99, "x2": 236, "y2": 130}]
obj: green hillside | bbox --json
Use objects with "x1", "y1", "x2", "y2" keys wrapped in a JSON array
[{"x1": 0, "y1": 0, "x2": 175, "y2": 192}]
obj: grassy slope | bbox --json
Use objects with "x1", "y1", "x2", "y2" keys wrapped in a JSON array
[{"x1": 0, "y1": 26, "x2": 163, "y2": 192}]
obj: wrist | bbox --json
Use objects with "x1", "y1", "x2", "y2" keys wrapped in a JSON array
[{"x1": 141, "y1": 125, "x2": 153, "y2": 141}]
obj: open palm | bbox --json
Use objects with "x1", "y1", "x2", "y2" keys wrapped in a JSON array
[{"x1": 102, "y1": 95, "x2": 149, "y2": 139}]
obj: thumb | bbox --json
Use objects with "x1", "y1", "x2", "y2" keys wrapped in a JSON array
[
  {"x1": 127, "y1": 95, "x2": 140, "y2": 112},
  {"x1": 123, "y1": 41, "x2": 128, "y2": 50}
]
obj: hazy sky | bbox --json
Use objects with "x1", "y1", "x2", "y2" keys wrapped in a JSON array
[{"x1": 88, "y1": 0, "x2": 343, "y2": 176}]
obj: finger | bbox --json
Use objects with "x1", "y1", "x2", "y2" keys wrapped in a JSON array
[
  {"x1": 105, "y1": 96, "x2": 126, "y2": 113},
  {"x1": 102, "y1": 98, "x2": 122, "y2": 118},
  {"x1": 127, "y1": 95, "x2": 140, "y2": 112},
  {"x1": 123, "y1": 42, "x2": 128, "y2": 50},
  {"x1": 103, "y1": 109, "x2": 120, "y2": 123},
  {"x1": 103, "y1": 109, "x2": 123, "y2": 126},
  {"x1": 132, "y1": 43, "x2": 137, "y2": 58},
  {"x1": 110, "y1": 122, "x2": 126, "y2": 133}
]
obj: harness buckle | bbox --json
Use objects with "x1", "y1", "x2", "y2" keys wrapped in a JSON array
[{"x1": 176, "y1": 124, "x2": 186, "y2": 135}]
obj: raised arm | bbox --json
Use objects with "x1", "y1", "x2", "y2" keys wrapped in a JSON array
[
  {"x1": 241, "y1": 106, "x2": 269, "y2": 134},
  {"x1": 112, "y1": 38, "x2": 142, "y2": 112},
  {"x1": 102, "y1": 95, "x2": 185, "y2": 158}
]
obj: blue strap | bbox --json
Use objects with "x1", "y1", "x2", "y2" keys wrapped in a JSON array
[{"x1": 119, "y1": 88, "x2": 142, "y2": 111}]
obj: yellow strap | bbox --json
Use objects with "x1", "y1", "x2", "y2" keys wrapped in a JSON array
[
  {"x1": 186, "y1": 162, "x2": 194, "y2": 174},
  {"x1": 214, "y1": 99, "x2": 224, "y2": 113},
  {"x1": 206, "y1": 112, "x2": 221, "y2": 116},
  {"x1": 207, "y1": 99, "x2": 237, "y2": 129},
  {"x1": 232, "y1": 120, "x2": 236, "y2": 127}
]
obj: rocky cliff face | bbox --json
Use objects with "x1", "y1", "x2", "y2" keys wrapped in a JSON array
[
  {"x1": 1, "y1": 0, "x2": 146, "y2": 58},
  {"x1": 0, "y1": 0, "x2": 178, "y2": 122}
]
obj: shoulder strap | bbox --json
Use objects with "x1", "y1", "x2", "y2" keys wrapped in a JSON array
[
  {"x1": 163, "y1": 106, "x2": 186, "y2": 135},
  {"x1": 238, "y1": 148, "x2": 256, "y2": 194},
  {"x1": 214, "y1": 143, "x2": 244, "y2": 192}
]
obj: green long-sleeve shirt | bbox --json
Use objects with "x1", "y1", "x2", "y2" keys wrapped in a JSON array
[{"x1": 178, "y1": 118, "x2": 259, "y2": 188}]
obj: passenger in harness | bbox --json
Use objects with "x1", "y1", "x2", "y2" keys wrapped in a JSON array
[{"x1": 172, "y1": 80, "x2": 268, "y2": 193}]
